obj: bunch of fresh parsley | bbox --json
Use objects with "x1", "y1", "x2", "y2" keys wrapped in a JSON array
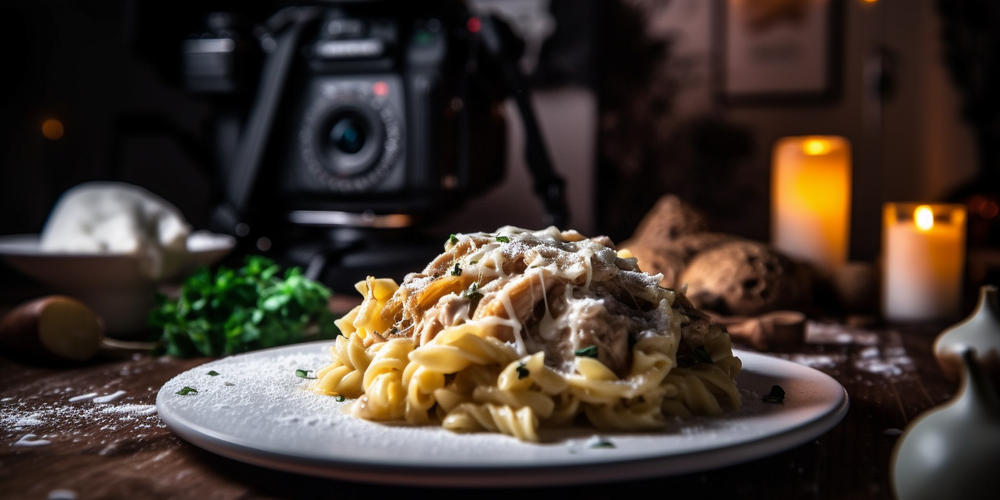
[{"x1": 150, "y1": 255, "x2": 339, "y2": 357}]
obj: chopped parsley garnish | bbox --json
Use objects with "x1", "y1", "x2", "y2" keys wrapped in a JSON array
[
  {"x1": 589, "y1": 437, "x2": 615, "y2": 449},
  {"x1": 464, "y1": 282, "x2": 484, "y2": 315},
  {"x1": 207, "y1": 370, "x2": 220, "y2": 376},
  {"x1": 677, "y1": 343, "x2": 714, "y2": 368},
  {"x1": 464, "y1": 282, "x2": 482, "y2": 299},
  {"x1": 516, "y1": 363, "x2": 530, "y2": 379},
  {"x1": 448, "y1": 234, "x2": 459, "y2": 246},
  {"x1": 149, "y1": 255, "x2": 340, "y2": 358},
  {"x1": 335, "y1": 395, "x2": 346, "y2": 402},
  {"x1": 295, "y1": 369, "x2": 316, "y2": 379},
  {"x1": 575, "y1": 345, "x2": 599, "y2": 358},
  {"x1": 763, "y1": 385, "x2": 785, "y2": 404},
  {"x1": 451, "y1": 263, "x2": 463, "y2": 276},
  {"x1": 496, "y1": 235, "x2": 510, "y2": 243},
  {"x1": 176, "y1": 386, "x2": 198, "y2": 396},
  {"x1": 693, "y1": 345, "x2": 713, "y2": 364}
]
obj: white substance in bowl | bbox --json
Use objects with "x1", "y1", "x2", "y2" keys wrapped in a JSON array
[{"x1": 40, "y1": 182, "x2": 192, "y2": 280}]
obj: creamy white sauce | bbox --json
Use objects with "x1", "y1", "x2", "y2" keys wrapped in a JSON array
[
  {"x1": 496, "y1": 288, "x2": 528, "y2": 356},
  {"x1": 401, "y1": 226, "x2": 683, "y2": 375}
]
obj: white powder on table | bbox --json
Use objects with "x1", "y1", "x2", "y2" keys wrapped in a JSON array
[
  {"x1": 92, "y1": 391, "x2": 127, "y2": 404},
  {"x1": 100, "y1": 404, "x2": 157, "y2": 415},
  {"x1": 794, "y1": 322, "x2": 916, "y2": 380},
  {"x1": 2, "y1": 388, "x2": 162, "y2": 449},
  {"x1": 14, "y1": 433, "x2": 52, "y2": 447},
  {"x1": 806, "y1": 321, "x2": 879, "y2": 346},
  {"x1": 68, "y1": 393, "x2": 98, "y2": 403}
]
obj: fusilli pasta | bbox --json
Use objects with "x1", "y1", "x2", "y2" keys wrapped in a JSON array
[{"x1": 314, "y1": 226, "x2": 742, "y2": 441}]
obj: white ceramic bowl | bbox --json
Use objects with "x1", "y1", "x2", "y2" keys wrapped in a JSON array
[{"x1": 0, "y1": 231, "x2": 235, "y2": 334}]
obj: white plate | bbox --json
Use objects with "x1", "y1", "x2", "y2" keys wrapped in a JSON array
[{"x1": 156, "y1": 343, "x2": 849, "y2": 487}]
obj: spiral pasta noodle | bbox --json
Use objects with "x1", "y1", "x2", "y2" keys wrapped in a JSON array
[{"x1": 314, "y1": 226, "x2": 741, "y2": 441}]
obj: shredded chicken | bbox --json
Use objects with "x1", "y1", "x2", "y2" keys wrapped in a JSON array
[{"x1": 373, "y1": 227, "x2": 721, "y2": 379}]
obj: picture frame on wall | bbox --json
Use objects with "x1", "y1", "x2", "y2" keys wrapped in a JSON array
[{"x1": 720, "y1": 0, "x2": 841, "y2": 104}]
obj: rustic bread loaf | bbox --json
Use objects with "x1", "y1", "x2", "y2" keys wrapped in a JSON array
[
  {"x1": 629, "y1": 194, "x2": 707, "y2": 246},
  {"x1": 678, "y1": 240, "x2": 810, "y2": 316}
]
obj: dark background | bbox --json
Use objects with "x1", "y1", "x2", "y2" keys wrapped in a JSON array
[{"x1": 1, "y1": 0, "x2": 996, "y2": 290}]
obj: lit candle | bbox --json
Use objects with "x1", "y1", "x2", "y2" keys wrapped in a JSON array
[
  {"x1": 771, "y1": 136, "x2": 852, "y2": 275},
  {"x1": 882, "y1": 203, "x2": 967, "y2": 321}
]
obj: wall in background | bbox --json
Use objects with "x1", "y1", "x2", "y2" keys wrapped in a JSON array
[
  {"x1": 0, "y1": 0, "x2": 981, "y2": 258},
  {"x1": 0, "y1": 2, "x2": 212, "y2": 235},
  {"x1": 600, "y1": 0, "x2": 979, "y2": 261}
]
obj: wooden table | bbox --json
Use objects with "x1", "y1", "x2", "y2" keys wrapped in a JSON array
[{"x1": 0, "y1": 317, "x2": 954, "y2": 500}]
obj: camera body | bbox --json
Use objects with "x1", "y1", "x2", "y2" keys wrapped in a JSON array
[
  {"x1": 273, "y1": 6, "x2": 507, "y2": 218},
  {"x1": 181, "y1": 1, "x2": 567, "y2": 288},
  {"x1": 185, "y1": 2, "x2": 508, "y2": 233}
]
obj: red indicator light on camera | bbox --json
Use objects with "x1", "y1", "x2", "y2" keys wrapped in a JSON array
[
  {"x1": 372, "y1": 81, "x2": 389, "y2": 96},
  {"x1": 466, "y1": 17, "x2": 481, "y2": 33}
]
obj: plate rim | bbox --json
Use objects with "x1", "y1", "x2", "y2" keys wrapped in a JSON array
[{"x1": 156, "y1": 343, "x2": 850, "y2": 487}]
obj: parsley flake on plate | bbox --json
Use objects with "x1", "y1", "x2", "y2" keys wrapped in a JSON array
[
  {"x1": 763, "y1": 385, "x2": 786, "y2": 404},
  {"x1": 588, "y1": 436, "x2": 615, "y2": 449}
]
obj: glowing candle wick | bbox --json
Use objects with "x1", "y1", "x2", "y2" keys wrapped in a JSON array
[
  {"x1": 803, "y1": 140, "x2": 829, "y2": 156},
  {"x1": 915, "y1": 205, "x2": 935, "y2": 231}
]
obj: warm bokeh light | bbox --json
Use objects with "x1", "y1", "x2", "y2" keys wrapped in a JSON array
[
  {"x1": 772, "y1": 135, "x2": 851, "y2": 274},
  {"x1": 969, "y1": 194, "x2": 999, "y2": 219},
  {"x1": 802, "y1": 139, "x2": 830, "y2": 155},
  {"x1": 882, "y1": 202, "x2": 966, "y2": 321},
  {"x1": 466, "y1": 17, "x2": 482, "y2": 33},
  {"x1": 915, "y1": 205, "x2": 935, "y2": 231},
  {"x1": 42, "y1": 119, "x2": 64, "y2": 140}
]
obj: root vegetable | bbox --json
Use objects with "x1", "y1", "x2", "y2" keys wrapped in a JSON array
[{"x1": 0, "y1": 296, "x2": 103, "y2": 362}]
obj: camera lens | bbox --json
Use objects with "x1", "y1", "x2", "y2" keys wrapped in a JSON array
[
  {"x1": 299, "y1": 83, "x2": 401, "y2": 193},
  {"x1": 315, "y1": 106, "x2": 385, "y2": 178},
  {"x1": 330, "y1": 116, "x2": 367, "y2": 154}
]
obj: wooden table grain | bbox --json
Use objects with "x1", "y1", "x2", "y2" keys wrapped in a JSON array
[{"x1": 0, "y1": 319, "x2": 955, "y2": 500}]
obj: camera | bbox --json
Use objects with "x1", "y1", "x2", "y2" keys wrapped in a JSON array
[{"x1": 181, "y1": 1, "x2": 567, "y2": 287}]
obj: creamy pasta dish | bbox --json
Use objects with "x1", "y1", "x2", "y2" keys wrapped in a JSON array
[{"x1": 314, "y1": 226, "x2": 741, "y2": 441}]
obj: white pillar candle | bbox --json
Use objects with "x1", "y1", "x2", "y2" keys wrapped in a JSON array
[
  {"x1": 882, "y1": 203, "x2": 967, "y2": 321},
  {"x1": 771, "y1": 136, "x2": 852, "y2": 275}
]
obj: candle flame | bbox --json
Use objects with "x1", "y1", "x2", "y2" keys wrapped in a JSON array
[
  {"x1": 42, "y1": 119, "x2": 64, "y2": 140},
  {"x1": 915, "y1": 205, "x2": 934, "y2": 231},
  {"x1": 802, "y1": 139, "x2": 830, "y2": 156}
]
